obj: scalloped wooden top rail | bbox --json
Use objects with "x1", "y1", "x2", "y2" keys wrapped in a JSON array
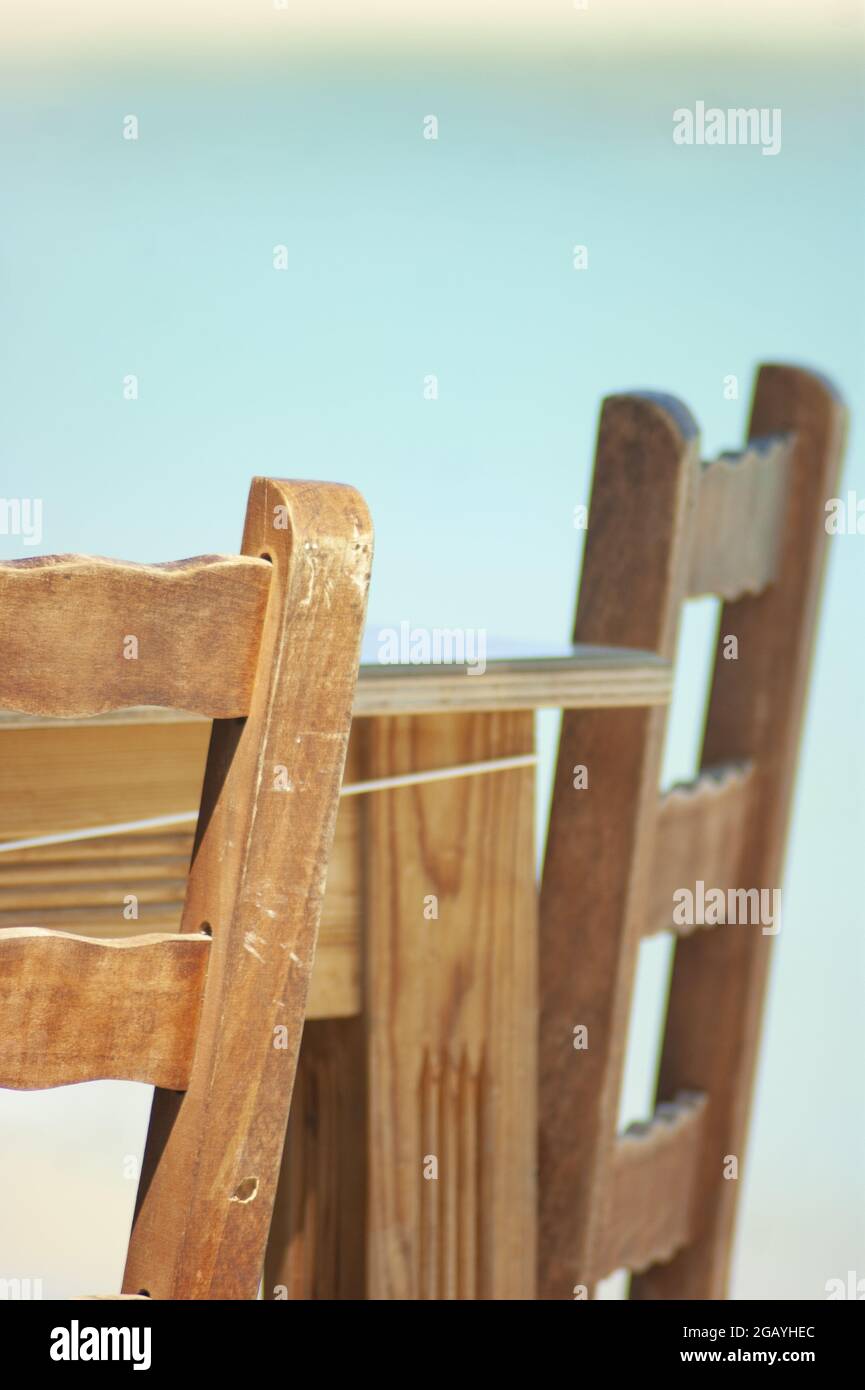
[
  {"x1": 0, "y1": 927, "x2": 211, "y2": 1089},
  {"x1": 688, "y1": 435, "x2": 791, "y2": 600},
  {"x1": 0, "y1": 554, "x2": 272, "y2": 718}
]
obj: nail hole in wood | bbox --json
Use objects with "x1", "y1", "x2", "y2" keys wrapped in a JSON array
[{"x1": 231, "y1": 1176, "x2": 259, "y2": 1204}]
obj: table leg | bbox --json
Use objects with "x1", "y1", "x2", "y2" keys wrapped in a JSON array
[
  {"x1": 265, "y1": 1017, "x2": 366, "y2": 1300},
  {"x1": 265, "y1": 709, "x2": 537, "y2": 1299}
]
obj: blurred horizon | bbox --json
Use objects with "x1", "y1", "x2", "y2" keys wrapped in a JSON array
[{"x1": 2, "y1": 0, "x2": 863, "y2": 61}]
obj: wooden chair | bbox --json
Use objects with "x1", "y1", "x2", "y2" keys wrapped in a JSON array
[
  {"x1": 538, "y1": 364, "x2": 846, "y2": 1298},
  {"x1": 0, "y1": 477, "x2": 372, "y2": 1299}
]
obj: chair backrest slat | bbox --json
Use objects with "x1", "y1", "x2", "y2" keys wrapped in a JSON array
[
  {"x1": 643, "y1": 761, "x2": 755, "y2": 939},
  {"x1": 592, "y1": 1092, "x2": 707, "y2": 1283},
  {"x1": 688, "y1": 436, "x2": 790, "y2": 600},
  {"x1": 0, "y1": 928, "x2": 210, "y2": 1090},
  {"x1": 0, "y1": 554, "x2": 272, "y2": 718}
]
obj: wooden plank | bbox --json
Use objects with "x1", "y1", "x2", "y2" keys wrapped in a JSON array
[
  {"x1": 264, "y1": 1017, "x2": 366, "y2": 1300},
  {"x1": 0, "y1": 879, "x2": 188, "y2": 911},
  {"x1": 361, "y1": 710, "x2": 537, "y2": 1299},
  {"x1": 353, "y1": 647, "x2": 671, "y2": 715},
  {"x1": 0, "y1": 907, "x2": 356, "y2": 1022},
  {"x1": 122, "y1": 478, "x2": 371, "y2": 1301},
  {"x1": 2, "y1": 833, "x2": 194, "y2": 861},
  {"x1": 0, "y1": 722, "x2": 210, "y2": 841},
  {"x1": 538, "y1": 393, "x2": 699, "y2": 1300},
  {"x1": 0, "y1": 640, "x2": 670, "y2": 1031},
  {"x1": 303, "y1": 736, "x2": 363, "y2": 1019},
  {"x1": 688, "y1": 436, "x2": 791, "y2": 599},
  {"x1": 592, "y1": 1092, "x2": 707, "y2": 1283},
  {"x1": 632, "y1": 364, "x2": 847, "y2": 1299},
  {"x1": 0, "y1": 903, "x2": 188, "y2": 934},
  {"x1": 0, "y1": 854, "x2": 190, "y2": 885},
  {"x1": 644, "y1": 762, "x2": 755, "y2": 937},
  {"x1": 0, "y1": 554, "x2": 271, "y2": 719},
  {"x1": 0, "y1": 725, "x2": 360, "y2": 1020},
  {"x1": 0, "y1": 707, "x2": 212, "y2": 729},
  {"x1": 0, "y1": 642, "x2": 672, "y2": 726},
  {"x1": 0, "y1": 927, "x2": 210, "y2": 1089}
]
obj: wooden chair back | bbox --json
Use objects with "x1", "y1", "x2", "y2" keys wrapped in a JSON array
[
  {"x1": 0, "y1": 477, "x2": 372, "y2": 1299},
  {"x1": 538, "y1": 364, "x2": 846, "y2": 1298}
]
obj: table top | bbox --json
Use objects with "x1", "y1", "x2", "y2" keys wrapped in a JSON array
[
  {"x1": 0, "y1": 642, "x2": 670, "y2": 726},
  {"x1": 352, "y1": 642, "x2": 669, "y2": 716}
]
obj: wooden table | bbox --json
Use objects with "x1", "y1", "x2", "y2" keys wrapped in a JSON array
[{"x1": 0, "y1": 643, "x2": 670, "y2": 1300}]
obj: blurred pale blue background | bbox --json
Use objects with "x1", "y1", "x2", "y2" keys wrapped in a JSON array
[{"x1": 0, "y1": 1, "x2": 862, "y2": 1299}]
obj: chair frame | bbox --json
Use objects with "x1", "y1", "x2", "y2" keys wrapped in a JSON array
[
  {"x1": 538, "y1": 363, "x2": 846, "y2": 1298},
  {"x1": 0, "y1": 477, "x2": 372, "y2": 1300}
]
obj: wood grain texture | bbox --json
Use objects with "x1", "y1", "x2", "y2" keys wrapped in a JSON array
[
  {"x1": 0, "y1": 843, "x2": 357, "y2": 1023},
  {"x1": 0, "y1": 825, "x2": 195, "y2": 938},
  {"x1": 592, "y1": 1092, "x2": 708, "y2": 1283},
  {"x1": 538, "y1": 393, "x2": 699, "y2": 1300},
  {"x1": 0, "y1": 721, "x2": 210, "y2": 841},
  {"x1": 632, "y1": 365, "x2": 847, "y2": 1299},
  {"x1": 363, "y1": 711, "x2": 537, "y2": 1299},
  {"x1": 264, "y1": 1017, "x2": 366, "y2": 1300},
  {"x1": 688, "y1": 436, "x2": 791, "y2": 599},
  {"x1": 0, "y1": 724, "x2": 361, "y2": 1020},
  {"x1": 0, "y1": 927, "x2": 210, "y2": 1089},
  {"x1": 0, "y1": 711, "x2": 361, "y2": 1017},
  {"x1": 0, "y1": 643, "x2": 671, "y2": 727},
  {"x1": 540, "y1": 368, "x2": 844, "y2": 1302},
  {"x1": 122, "y1": 478, "x2": 372, "y2": 1300},
  {"x1": 301, "y1": 735, "x2": 364, "y2": 1019},
  {"x1": 354, "y1": 647, "x2": 671, "y2": 715},
  {"x1": 644, "y1": 762, "x2": 755, "y2": 938},
  {"x1": 0, "y1": 554, "x2": 271, "y2": 718}
]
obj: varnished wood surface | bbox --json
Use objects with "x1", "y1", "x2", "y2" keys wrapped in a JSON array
[
  {"x1": 0, "y1": 928, "x2": 210, "y2": 1090},
  {"x1": 362, "y1": 711, "x2": 537, "y2": 1299},
  {"x1": 265, "y1": 1017, "x2": 366, "y2": 1300},
  {"x1": 0, "y1": 724, "x2": 361, "y2": 1022},
  {"x1": 351, "y1": 646, "x2": 670, "y2": 714},
  {"x1": 0, "y1": 643, "x2": 671, "y2": 726},
  {"x1": 266, "y1": 709, "x2": 539, "y2": 1299},
  {"x1": 122, "y1": 478, "x2": 372, "y2": 1299},
  {"x1": 0, "y1": 554, "x2": 272, "y2": 719},
  {"x1": 0, "y1": 643, "x2": 669, "y2": 1031},
  {"x1": 0, "y1": 722, "x2": 211, "y2": 841}
]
